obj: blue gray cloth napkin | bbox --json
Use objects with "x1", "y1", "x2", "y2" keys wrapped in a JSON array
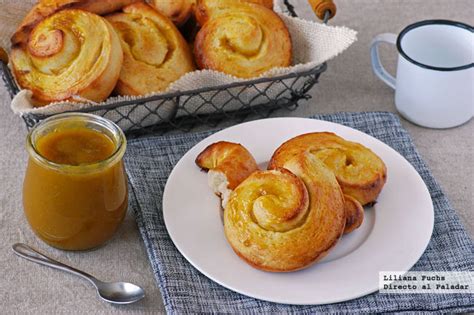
[{"x1": 124, "y1": 112, "x2": 474, "y2": 313}]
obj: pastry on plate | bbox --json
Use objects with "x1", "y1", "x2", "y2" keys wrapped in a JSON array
[
  {"x1": 224, "y1": 153, "x2": 345, "y2": 272},
  {"x1": 106, "y1": 2, "x2": 195, "y2": 96},
  {"x1": 196, "y1": 141, "x2": 259, "y2": 208},
  {"x1": 269, "y1": 132, "x2": 387, "y2": 205},
  {"x1": 196, "y1": 132, "x2": 387, "y2": 272}
]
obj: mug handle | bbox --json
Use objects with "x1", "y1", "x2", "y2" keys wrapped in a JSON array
[{"x1": 370, "y1": 33, "x2": 397, "y2": 90}]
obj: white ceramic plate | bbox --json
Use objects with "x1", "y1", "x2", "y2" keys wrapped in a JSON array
[{"x1": 163, "y1": 118, "x2": 434, "y2": 305}]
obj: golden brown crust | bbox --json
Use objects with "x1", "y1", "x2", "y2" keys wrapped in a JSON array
[
  {"x1": 269, "y1": 132, "x2": 387, "y2": 205},
  {"x1": 106, "y1": 2, "x2": 195, "y2": 96},
  {"x1": 193, "y1": 0, "x2": 291, "y2": 78},
  {"x1": 195, "y1": 141, "x2": 258, "y2": 189},
  {"x1": 72, "y1": 0, "x2": 143, "y2": 14},
  {"x1": 195, "y1": 0, "x2": 273, "y2": 26},
  {"x1": 150, "y1": 0, "x2": 196, "y2": 26},
  {"x1": 343, "y1": 194, "x2": 364, "y2": 234},
  {"x1": 11, "y1": 0, "x2": 141, "y2": 46},
  {"x1": 10, "y1": 9, "x2": 123, "y2": 106},
  {"x1": 224, "y1": 153, "x2": 345, "y2": 272}
]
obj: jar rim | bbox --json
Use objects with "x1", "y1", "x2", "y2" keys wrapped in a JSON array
[{"x1": 26, "y1": 113, "x2": 127, "y2": 173}]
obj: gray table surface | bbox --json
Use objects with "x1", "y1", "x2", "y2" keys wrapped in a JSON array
[{"x1": 0, "y1": 0, "x2": 472, "y2": 313}]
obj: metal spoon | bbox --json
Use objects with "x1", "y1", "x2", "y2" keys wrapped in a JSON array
[{"x1": 12, "y1": 243, "x2": 145, "y2": 305}]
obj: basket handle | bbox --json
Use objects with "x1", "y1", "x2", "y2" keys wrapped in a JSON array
[{"x1": 307, "y1": 0, "x2": 336, "y2": 21}]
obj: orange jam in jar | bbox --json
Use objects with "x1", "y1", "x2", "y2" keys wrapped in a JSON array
[{"x1": 23, "y1": 113, "x2": 128, "y2": 250}]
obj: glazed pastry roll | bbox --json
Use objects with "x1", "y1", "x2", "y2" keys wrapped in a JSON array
[
  {"x1": 195, "y1": 0, "x2": 273, "y2": 25},
  {"x1": 194, "y1": 0, "x2": 291, "y2": 78},
  {"x1": 106, "y1": 2, "x2": 195, "y2": 96},
  {"x1": 11, "y1": 0, "x2": 140, "y2": 46},
  {"x1": 269, "y1": 132, "x2": 387, "y2": 205},
  {"x1": 10, "y1": 9, "x2": 123, "y2": 106},
  {"x1": 196, "y1": 141, "x2": 259, "y2": 208},
  {"x1": 225, "y1": 153, "x2": 346, "y2": 272}
]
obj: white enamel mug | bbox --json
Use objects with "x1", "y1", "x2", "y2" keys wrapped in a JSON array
[{"x1": 371, "y1": 20, "x2": 474, "y2": 128}]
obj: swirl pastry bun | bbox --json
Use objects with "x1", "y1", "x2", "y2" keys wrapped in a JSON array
[
  {"x1": 225, "y1": 153, "x2": 345, "y2": 272},
  {"x1": 150, "y1": 0, "x2": 196, "y2": 26},
  {"x1": 106, "y1": 2, "x2": 195, "y2": 96},
  {"x1": 11, "y1": 0, "x2": 140, "y2": 46},
  {"x1": 269, "y1": 132, "x2": 387, "y2": 205},
  {"x1": 196, "y1": 141, "x2": 259, "y2": 208},
  {"x1": 195, "y1": 0, "x2": 273, "y2": 25},
  {"x1": 10, "y1": 9, "x2": 123, "y2": 106},
  {"x1": 194, "y1": 0, "x2": 291, "y2": 78}
]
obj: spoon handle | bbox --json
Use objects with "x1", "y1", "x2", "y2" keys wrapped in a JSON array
[{"x1": 12, "y1": 243, "x2": 98, "y2": 285}]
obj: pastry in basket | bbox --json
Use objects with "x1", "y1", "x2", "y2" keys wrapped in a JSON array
[
  {"x1": 246, "y1": 0, "x2": 274, "y2": 9},
  {"x1": 149, "y1": 0, "x2": 196, "y2": 26},
  {"x1": 224, "y1": 154, "x2": 345, "y2": 272},
  {"x1": 269, "y1": 132, "x2": 387, "y2": 206},
  {"x1": 106, "y1": 2, "x2": 195, "y2": 96},
  {"x1": 195, "y1": 0, "x2": 274, "y2": 25},
  {"x1": 10, "y1": 9, "x2": 123, "y2": 106},
  {"x1": 196, "y1": 141, "x2": 259, "y2": 208},
  {"x1": 11, "y1": 0, "x2": 140, "y2": 46},
  {"x1": 193, "y1": 0, "x2": 291, "y2": 78}
]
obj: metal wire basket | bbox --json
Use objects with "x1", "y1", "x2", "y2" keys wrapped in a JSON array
[{"x1": 1, "y1": 0, "x2": 331, "y2": 137}]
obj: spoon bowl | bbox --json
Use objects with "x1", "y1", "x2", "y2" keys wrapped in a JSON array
[{"x1": 95, "y1": 281, "x2": 145, "y2": 304}]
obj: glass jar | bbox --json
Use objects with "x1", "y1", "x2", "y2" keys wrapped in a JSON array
[{"x1": 23, "y1": 113, "x2": 128, "y2": 251}]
